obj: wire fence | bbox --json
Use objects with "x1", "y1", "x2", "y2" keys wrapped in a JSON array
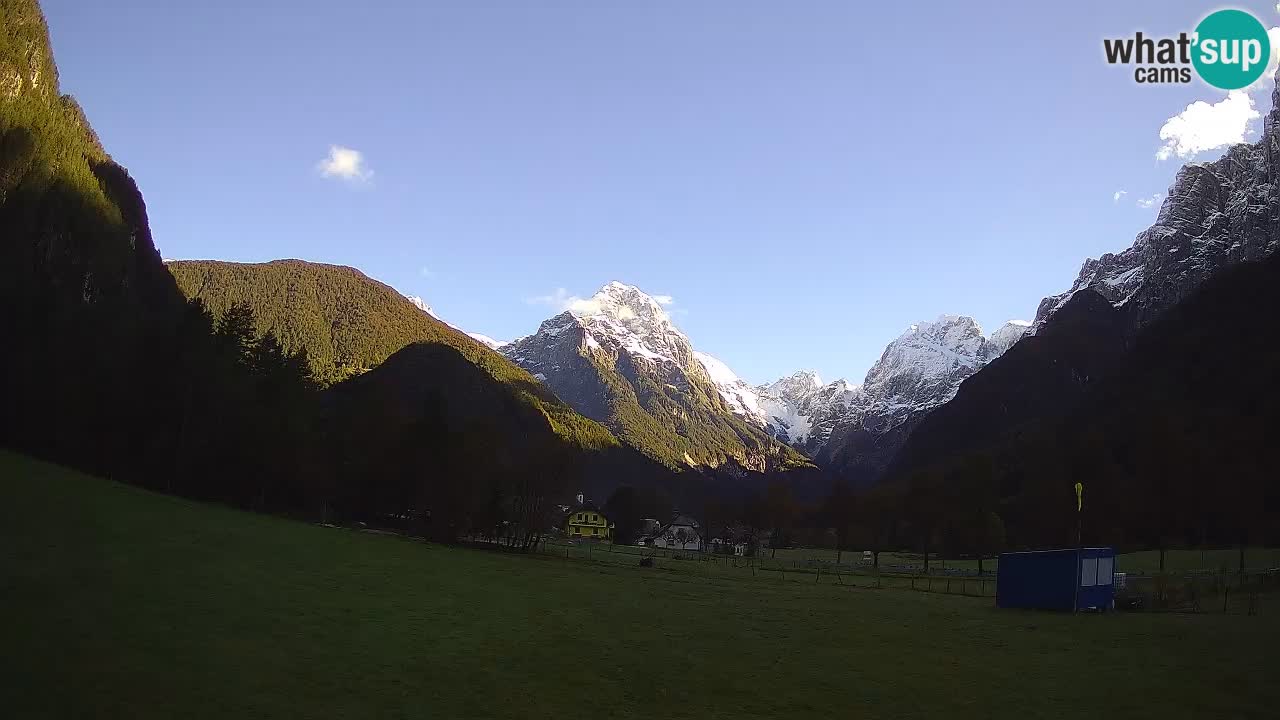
[
  {"x1": 1118, "y1": 569, "x2": 1278, "y2": 616},
  {"x1": 534, "y1": 539, "x2": 999, "y2": 598},
  {"x1": 532, "y1": 540, "x2": 1279, "y2": 613}
]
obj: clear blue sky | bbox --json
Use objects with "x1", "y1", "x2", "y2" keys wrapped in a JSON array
[{"x1": 43, "y1": 0, "x2": 1280, "y2": 384}]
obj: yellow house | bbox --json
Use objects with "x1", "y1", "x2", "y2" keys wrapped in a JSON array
[{"x1": 566, "y1": 508, "x2": 613, "y2": 540}]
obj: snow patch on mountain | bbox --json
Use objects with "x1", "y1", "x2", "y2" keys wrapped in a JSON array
[
  {"x1": 403, "y1": 292, "x2": 510, "y2": 350},
  {"x1": 467, "y1": 333, "x2": 509, "y2": 350},
  {"x1": 406, "y1": 296, "x2": 436, "y2": 317}
]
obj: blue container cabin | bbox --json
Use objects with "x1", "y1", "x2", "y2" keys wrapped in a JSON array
[{"x1": 996, "y1": 547, "x2": 1116, "y2": 611}]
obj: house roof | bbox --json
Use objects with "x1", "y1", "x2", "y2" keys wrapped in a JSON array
[
  {"x1": 565, "y1": 500, "x2": 604, "y2": 516},
  {"x1": 669, "y1": 515, "x2": 699, "y2": 528}
]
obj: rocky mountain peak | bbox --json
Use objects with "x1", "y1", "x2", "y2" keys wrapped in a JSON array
[
  {"x1": 500, "y1": 282, "x2": 805, "y2": 471},
  {"x1": 575, "y1": 281, "x2": 678, "y2": 329},
  {"x1": 864, "y1": 315, "x2": 988, "y2": 391},
  {"x1": 1034, "y1": 68, "x2": 1280, "y2": 334},
  {"x1": 564, "y1": 282, "x2": 690, "y2": 366},
  {"x1": 764, "y1": 370, "x2": 825, "y2": 404},
  {"x1": 988, "y1": 320, "x2": 1032, "y2": 357}
]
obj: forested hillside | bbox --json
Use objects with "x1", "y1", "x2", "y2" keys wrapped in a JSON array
[
  {"x1": 0, "y1": 0, "x2": 672, "y2": 542},
  {"x1": 168, "y1": 259, "x2": 495, "y2": 385},
  {"x1": 1, "y1": 0, "x2": 183, "y2": 479}
]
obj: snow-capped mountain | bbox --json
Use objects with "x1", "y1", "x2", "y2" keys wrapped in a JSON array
[
  {"x1": 467, "y1": 333, "x2": 508, "y2": 350},
  {"x1": 1033, "y1": 74, "x2": 1280, "y2": 333},
  {"x1": 988, "y1": 319, "x2": 1032, "y2": 356},
  {"x1": 501, "y1": 282, "x2": 805, "y2": 472},
  {"x1": 882, "y1": 70, "x2": 1280, "y2": 487},
  {"x1": 690, "y1": 355, "x2": 823, "y2": 446},
  {"x1": 695, "y1": 316, "x2": 1030, "y2": 468}
]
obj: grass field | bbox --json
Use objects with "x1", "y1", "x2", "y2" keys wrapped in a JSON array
[{"x1": 3, "y1": 451, "x2": 1278, "y2": 719}]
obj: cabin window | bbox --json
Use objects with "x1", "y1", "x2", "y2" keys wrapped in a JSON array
[
  {"x1": 1097, "y1": 557, "x2": 1114, "y2": 585},
  {"x1": 1080, "y1": 557, "x2": 1098, "y2": 587}
]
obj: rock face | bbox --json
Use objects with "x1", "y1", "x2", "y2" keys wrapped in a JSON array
[
  {"x1": 1034, "y1": 78, "x2": 1280, "y2": 334},
  {"x1": 808, "y1": 317, "x2": 1029, "y2": 484},
  {"x1": 501, "y1": 282, "x2": 807, "y2": 472},
  {"x1": 883, "y1": 68, "x2": 1280, "y2": 486},
  {"x1": 693, "y1": 316, "x2": 1029, "y2": 484}
]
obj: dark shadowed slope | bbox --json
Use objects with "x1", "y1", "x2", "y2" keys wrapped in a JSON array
[{"x1": 888, "y1": 252, "x2": 1280, "y2": 549}]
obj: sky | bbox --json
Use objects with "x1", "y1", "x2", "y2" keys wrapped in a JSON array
[{"x1": 42, "y1": 0, "x2": 1280, "y2": 385}]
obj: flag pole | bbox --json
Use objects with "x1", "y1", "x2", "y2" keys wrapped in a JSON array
[{"x1": 1074, "y1": 482, "x2": 1084, "y2": 613}]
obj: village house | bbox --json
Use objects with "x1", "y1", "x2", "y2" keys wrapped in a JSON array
[
  {"x1": 650, "y1": 514, "x2": 702, "y2": 551},
  {"x1": 565, "y1": 504, "x2": 613, "y2": 541}
]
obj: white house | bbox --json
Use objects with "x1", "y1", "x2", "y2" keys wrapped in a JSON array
[{"x1": 653, "y1": 515, "x2": 702, "y2": 551}]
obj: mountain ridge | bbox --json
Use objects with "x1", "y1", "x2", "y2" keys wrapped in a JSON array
[{"x1": 501, "y1": 281, "x2": 812, "y2": 473}]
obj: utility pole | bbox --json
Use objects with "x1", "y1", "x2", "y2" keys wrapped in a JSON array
[{"x1": 1074, "y1": 482, "x2": 1084, "y2": 613}]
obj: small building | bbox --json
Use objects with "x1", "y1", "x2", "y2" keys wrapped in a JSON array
[
  {"x1": 996, "y1": 547, "x2": 1117, "y2": 611},
  {"x1": 709, "y1": 537, "x2": 747, "y2": 556},
  {"x1": 654, "y1": 515, "x2": 702, "y2": 551},
  {"x1": 566, "y1": 505, "x2": 613, "y2": 541}
]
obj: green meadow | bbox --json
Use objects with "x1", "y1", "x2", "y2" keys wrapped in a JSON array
[{"x1": 2, "y1": 450, "x2": 1277, "y2": 719}]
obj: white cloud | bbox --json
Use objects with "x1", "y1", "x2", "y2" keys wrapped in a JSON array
[
  {"x1": 317, "y1": 145, "x2": 372, "y2": 182},
  {"x1": 527, "y1": 288, "x2": 599, "y2": 315},
  {"x1": 527, "y1": 287, "x2": 675, "y2": 317},
  {"x1": 1155, "y1": 91, "x2": 1260, "y2": 161},
  {"x1": 1136, "y1": 192, "x2": 1164, "y2": 209},
  {"x1": 419, "y1": 265, "x2": 435, "y2": 278},
  {"x1": 1245, "y1": 26, "x2": 1280, "y2": 95},
  {"x1": 1113, "y1": 190, "x2": 1127, "y2": 203}
]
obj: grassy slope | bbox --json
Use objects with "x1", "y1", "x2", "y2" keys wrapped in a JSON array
[{"x1": 3, "y1": 450, "x2": 1277, "y2": 720}]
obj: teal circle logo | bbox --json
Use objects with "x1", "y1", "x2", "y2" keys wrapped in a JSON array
[{"x1": 1192, "y1": 9, "x2": 1271, "y2": 90}]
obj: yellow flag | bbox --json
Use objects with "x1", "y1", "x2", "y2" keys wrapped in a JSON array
[{"x1": 1074, "y1": 482, "x2": 1083, "y2": 512}]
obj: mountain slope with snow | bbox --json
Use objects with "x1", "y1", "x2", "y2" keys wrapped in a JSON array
[
  {"x1": 501, "y1": 282, "x2": 810, "y2": 472},
  {"x1": 1033, "y1": 74, "x2": 1280, "y2": 333},
  {"x1": 690, "y1": 315, "x2": 1030, "y2": 486},
  {"x1": 467, "y1": 333, "x2": 508, "y2": 350},
  {"x1": 881, "y1": 69, "x2": 1280, "y2": 489}
]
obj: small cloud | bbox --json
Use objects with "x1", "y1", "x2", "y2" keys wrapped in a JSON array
[
  {"x1": 317, "y1": 145, "x2": 372, "y2": 182},
  {"x1": 527, "y1": 288, "x2": 598, "y2": 315},
  {"x1": 1245, "y1": 26, "x2": 1280, "y2": 95},
  {"x1": 1155, "y1": 91, "x2": 1259, "y2": 161},
  {"x1": 419, "y1": 266, "x2": 435, "y2": 278},
  {"x1": 1136, "y1": 192, "x2": 1164, "y2": 209},
  {"x1": 527, "y1": 286, "x2": 674, "y2": 317},
  {"x1": 1113, "y1": 190, "x2": 1127, "y2": 203}
]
